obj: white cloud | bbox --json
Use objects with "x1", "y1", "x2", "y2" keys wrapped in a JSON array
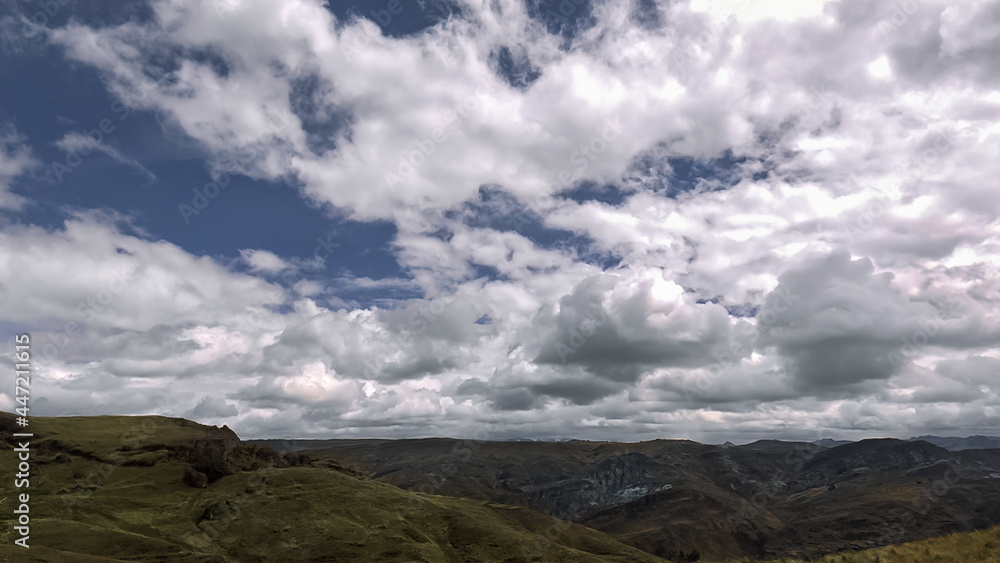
[
  {"x1": 239, "y1": 248, "x2": 291, "y2": 273},
  {"x1": 55, "y1": 131, "x2": 156, "y2": 181},
  {"x1": 0, "y1": 211, "x2": 287, "y2": 333},
  {"x1": 867, "y1": 55, "x2": 892, "y2": 79},
  {"x1": 0, "y1": 124, "x2": 37, "y2": 210},
  {"x1": 6, "y1": 0, "x2": 997, "y2": 440},
  {"x1": 293, "y1": 279, "x2": 323, "y2": 296},
  {"x1": 188, "y1": 395, "x2": 240, "y2": 419}
]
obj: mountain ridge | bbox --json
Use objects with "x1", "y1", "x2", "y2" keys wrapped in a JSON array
[
  {"x1": 3, "y1": 411, "x2": 996, "y2": 562},
  {"x1": 0, "y1": 412, "x2": 664, "y2": 562},
  {"x1": 253, "y1": 435, "x2": 1000, "y2": 560}
]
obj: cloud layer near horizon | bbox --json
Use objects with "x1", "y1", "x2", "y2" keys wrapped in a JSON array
[{"x1": 1, "y1": 0, "x2": 999, "y2": 442}]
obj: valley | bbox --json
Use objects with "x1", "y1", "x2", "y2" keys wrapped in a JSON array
[
  {"x1": 257, "y1": 435, "x2": 1000, "y2": 560},
  {"x1": 1, "y1": 412, "x2": 997, "y2": 562}
]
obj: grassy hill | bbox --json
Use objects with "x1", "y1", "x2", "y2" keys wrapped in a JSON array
[
  {"x1": 736, "y1": 523, "x2": 1000, "y2": 562},
  {"x1": 257, "y1": 437, "x2": 1000, "y2": 560},
  {"x1": 0, "y1": 413, "x2": 663, "y2": 562},
  {"x1": 0, "y1": 413, "x2": 996, "y2": 562}
]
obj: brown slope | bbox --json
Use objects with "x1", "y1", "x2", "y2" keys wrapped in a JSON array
[{"x1": 262, "y1": 436, "x2": 1000, "y2": 561}]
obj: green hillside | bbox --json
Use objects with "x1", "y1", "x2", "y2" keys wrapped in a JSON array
[
  {"x1": 0, "y1": 413, "x2": 997, "y2": 562},
  {"x1": 742, "y1": 523, "x2": 1000, "y2": 562},
  {"x1": 0, "y1": 413, "x2": 662, "y2": 562}
]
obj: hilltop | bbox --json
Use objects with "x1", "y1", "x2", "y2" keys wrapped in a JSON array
[
  {"x1": 0, "y1": 413, "x2": 663, "y2": 562},
  {"x1": 1, "y1": 412, "x2": 997, "y2": 562}
]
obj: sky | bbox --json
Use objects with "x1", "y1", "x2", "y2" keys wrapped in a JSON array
[{"x1": 0, "y1": 0, "x2": 998, "y2": 443}]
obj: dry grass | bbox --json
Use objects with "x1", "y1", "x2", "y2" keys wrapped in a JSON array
[{"x1": 733, "y1": 524, "x2": 1000, "y2": 563}]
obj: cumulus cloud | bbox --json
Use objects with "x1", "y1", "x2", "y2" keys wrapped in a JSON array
[
  {"x1": 1, "y1": 0, "x2": 996, "y2": 441},
  {"x1": 239, "y1": 248, "x2": 291, "y2": 273},
  {"x1": 188, "y1": 396, "x2": 240, "y2": 419},
  {"x1": 757, "y1": 251, "x2": 939, "y2": 392},
  {"x1": 527, "y1": 269, "x2": 733, "y2": 382},
  {"x1": 0, "y1": 212, "x2": 285, "y2": 331}
]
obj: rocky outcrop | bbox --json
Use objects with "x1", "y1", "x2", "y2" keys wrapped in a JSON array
[
  {"x1": 183, "y1": 465, "x2": 209, "y2": 488},
  {"x1": 524, "y1": 453, "x2": 673, "y2": 519},
  {"x1": 803, "y1": 439, "x2": 951, "y2": 484},
  {"x1": 178, "y1": 437, "x2": 319, "y2": 487},
  {"x1": 181, "y1": 424, "x2": 241, "y2": 486},
  {"x1": 188, "y1": 439, "x2": 232, "y2": 483}
]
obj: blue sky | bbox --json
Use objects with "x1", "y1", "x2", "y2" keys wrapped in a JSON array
[
  {"x1": 1, "y1": 0, "x2": 999, "y2": 441},
  {"x1": 0, "y1": 0, "x2": 618, "y2": 308},
  {"x1": 1, "y1": 7, "x2": 406, "y2": 306}
]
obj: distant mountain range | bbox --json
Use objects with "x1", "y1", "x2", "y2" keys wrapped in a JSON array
[
  {"x1": 801, "y1": 436, "x2": 997, "y2": 452},
  {"x1": 0, "y1": 413, "x2": 661, "y2": 562},
  {"x1": 909, "y1": 435, "x2": 1000, "y2": 451},
  {"x1": 256, "y1": 435, "x2": 1000, "y2": 561},
  {"x1": 3, "y1": 411, "x2": 998, "y2": 562},
  {"x1": 813, "y1": 438, "x2": 855, "y2": 448}
]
